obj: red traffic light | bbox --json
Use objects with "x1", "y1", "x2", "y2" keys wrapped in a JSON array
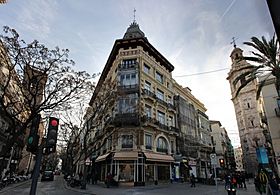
[{"x1": 51, "y1": 119, "x2": 58, "y2": 127}]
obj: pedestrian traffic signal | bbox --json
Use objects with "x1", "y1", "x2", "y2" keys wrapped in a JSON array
[
  {"x1": 46, "y1": 117, "x2": 59, "y2": 153},
  {"x1": 26, "y1": 114, "x2": 41, "y2": 154},
  {"x1": 219, "y1": 159, "x2": 225, "y2": 167}
]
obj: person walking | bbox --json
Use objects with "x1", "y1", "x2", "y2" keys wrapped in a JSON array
[
  {"x1": 225, "y1": 174, "x2": 231, "y2": 189},
  {"x1": 190, "y1": 173, "x2": 196, "y2": 187},
  {"x1": 269, "y1": 175, "x2": 280, "y2": 195},
  {"x1": 255, "y1": 169, "x2": 268, "y2": 194},
  {"x1": 241, "y1": 172, "x2": 247, "y2": 189},
  {"x1": 106, "y1": 173, "x2": 112, "y2": 188}
]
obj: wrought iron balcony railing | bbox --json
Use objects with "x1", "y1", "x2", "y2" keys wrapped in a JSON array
[
  {"x1": 117, "y1": 84, "x2": 139, "y2": 93},
  {"x1": 113, "y1": 112, "x2": 140, "y2": 126},
  {"x1": 118, "y1": 62, "x2": 139, "y2": 71},
  {"x1": 156, "y1": 148, "x2": 168, "y2": 153},
  {"x1": 142, "y1": 89, "x2": 157, "y2": 98}
]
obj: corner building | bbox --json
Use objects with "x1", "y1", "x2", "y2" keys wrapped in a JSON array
[{"x1": 87, "y1": 22, "x2": 211, "y2": 186}]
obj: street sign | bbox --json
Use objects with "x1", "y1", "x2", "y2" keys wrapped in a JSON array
[{"x1": 210, "y1": 153, "x2": 217, "y2": 165}]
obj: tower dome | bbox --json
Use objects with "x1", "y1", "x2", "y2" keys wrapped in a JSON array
[
  {"x1": 123, "y1": 22, "x2": 145, "y2": 39},
  {"x1": 230, "y1": 47, "x2": 243, "y2": 63}
]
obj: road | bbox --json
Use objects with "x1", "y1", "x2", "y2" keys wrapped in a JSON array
[
  {"x1": 0, "y1": 175, "x2": 259, "y2": 195},
  {"x1": 0, "y1": 175, "x2": 83, "y2": 195}
]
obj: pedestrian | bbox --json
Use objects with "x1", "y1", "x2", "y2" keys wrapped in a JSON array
[
  {"x1": 255, "y1": 169, "x2": 268, "y2": 195},
  {"x1": 86, "y1": 173, "x2": 91, "y2": 183},
  {"x1": 79, "y1": 171, "x2": 83, "y2": 180},
  {"x1": 106, "y1": 173, "x2": 112, "y2": 188},
  {"x1": 269, "y1": 175, "x2": 280, "y2": 195},
  {"x1": 241, "y1": 172, "x2": 247, "y2": 189},
  {"x1": 225, "y1": 174, "x2": 231, "y2": 189},
  {"x1": 190, "y1": 173, "x2": 196, "y2": 187},
  {"x1": 226, "y1": 175, "x2": 237, "y2": 195}
]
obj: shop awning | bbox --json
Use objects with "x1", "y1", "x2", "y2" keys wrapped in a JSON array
[
  {"x1": 144, "y1": 152, "x2": 174, "y2": 162},
  {"x1": 95, "y1": 153, "x2": 110, "y2": 162},
  {"x1": 113, "y1": 151, "x2": 138, "y2": 160}
]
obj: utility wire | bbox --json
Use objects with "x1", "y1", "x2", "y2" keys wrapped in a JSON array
[{"x1": 174, "y1": 68, "x2": 229, "y2": 77}]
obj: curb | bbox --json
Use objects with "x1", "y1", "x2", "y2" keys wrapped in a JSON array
[{"x1": 0, "y1": 179, "x2": 31, "y2": 194}]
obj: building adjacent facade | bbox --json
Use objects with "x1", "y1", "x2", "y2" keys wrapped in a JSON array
[
  {"x1": 80, "y1": 21, "x2": 212, "y2": 186},
  {"x1": 227, "y1": 46, "x2": 266, "y2": 175},
  {"x1": 210, "y1": 120, "x2": 235, "y2": 175},
  {"x1": 0, "y1": 41, "x2": 46, "y2": 176},
  {"x1": 234, "y1": 147, "x2": 244, "y2": 172},
  {"x1": 174, "y1": 86, "x2": 212, "y2": 181},
  {"x1": 258, "y1": 75, "x2": 280, "y2": 175}
]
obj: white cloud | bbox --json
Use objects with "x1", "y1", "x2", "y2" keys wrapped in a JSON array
[{"x1": 16, "y1": 0, "x2": 58, "y2": 40}]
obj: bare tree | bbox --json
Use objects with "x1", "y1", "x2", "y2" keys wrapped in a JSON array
[
  {"x1": 61, "y1": 79, "x2": 135, "y2": 188},
  {"x1": 0, "y1": 26, "x2": 96, "y2": 174}
]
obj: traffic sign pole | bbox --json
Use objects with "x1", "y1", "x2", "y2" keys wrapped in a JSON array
[{"x1": 210, "y1": 153, "x2": 218, "y2": 193}]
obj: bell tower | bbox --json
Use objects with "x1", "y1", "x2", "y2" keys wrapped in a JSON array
[{"x1": 227, "y1": 43, "x2": 265, "y2": 175}]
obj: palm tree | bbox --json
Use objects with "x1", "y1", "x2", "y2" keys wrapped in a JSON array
[{"x1": 234, "y1": 35, "x2": 279, "y2": 99}]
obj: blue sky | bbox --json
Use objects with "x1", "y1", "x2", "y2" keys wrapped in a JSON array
[{"x1": 0, "y1": 0, "x2": 275, "y2": 147}]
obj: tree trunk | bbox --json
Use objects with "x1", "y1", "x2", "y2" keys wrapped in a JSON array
[{"x1": 1, "y1": 146, "x2": 14, "y2": 180}]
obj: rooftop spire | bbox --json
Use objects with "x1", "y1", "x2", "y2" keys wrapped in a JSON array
[
  {"x1": 123, "y1": 9, "x2": 145, "y2": 39},
  {"x1": 133, "y1": 8, "x2": 136, "y2": 23},
  {"x1": 230, "y1": 37, "x2": 237, "y2": 48}
]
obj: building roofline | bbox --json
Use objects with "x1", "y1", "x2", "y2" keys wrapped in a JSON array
[{"x1": 90, "y1": 37, "x2": 174, "y2": 105}]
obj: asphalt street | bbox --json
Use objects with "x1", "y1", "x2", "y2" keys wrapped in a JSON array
[{"x1": 0, "y1": 175, "x2": 259, "y2": 195}]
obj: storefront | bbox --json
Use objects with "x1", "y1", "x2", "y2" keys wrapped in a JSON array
[{"x1": 94, "y1": 151, "x2": 174, "y2": 186}]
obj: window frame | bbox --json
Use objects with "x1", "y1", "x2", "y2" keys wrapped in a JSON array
[{"x1": 155, "y1": 71, "x2": 163, "y2": 84}]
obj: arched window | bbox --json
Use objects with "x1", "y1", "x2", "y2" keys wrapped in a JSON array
[{"x1": 157, "y1": 137, "x2": 168, "y2": 153}]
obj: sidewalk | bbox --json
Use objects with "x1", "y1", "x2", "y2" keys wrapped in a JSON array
[
  {"x1": 0, "y1": 179, "x2": 31, "y2": 194},
  {"x1": 63, "y1": 178, "x2": 259, "y2": 195}
]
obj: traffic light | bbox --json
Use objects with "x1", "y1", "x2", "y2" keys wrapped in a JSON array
[
  {"x1": 46, "y1": 117, "x2": 59, "y2": 153},
  {"x1": 219, "y1": 159, "x2": 225, "y2": 167},
  {"x1": 26, "y1": 114, "x2": 41, "y2": 154}
]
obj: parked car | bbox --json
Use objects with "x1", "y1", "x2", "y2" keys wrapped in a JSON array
[{"x1": 41, "y1": 170, "x2": 54, "y2": 181}]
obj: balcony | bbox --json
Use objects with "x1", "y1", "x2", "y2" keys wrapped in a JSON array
[
  {"x1": 275, "y1": 107, "x2": 280, "y2": 117},
  {"x1": 142, "y1": 89, "x2": 157, "y2": 100},
  {"x1": 117, "y1": 84, "x2": 139, "y2": 94},
  {"x1": 141, "y1": 115, "x2": 154, "y2": 123},
  {"x1": 118, "y1": 62, "x2": 138, "y2": 71},
  {"x1": 156, "y1": 97, "x2": 169, "y2": 107},
  {"x1": 170, "y1": 126, "x2": 179, "y2": 133},
  {"x1": 156, "y1": 148, "x2": 168, "y2": 154},
  {"x1": 154, "y1": 120, "x2": 170, "y2": 131},
  {"x1": 122, "y1": 144, "x2": 133, "y2": 148},
  {"x1": 113, "y1": 112, "x2": 140, "y2": 126},
  {"x1": 167, "y1": 103, "x2": 176, "y2": 111}
]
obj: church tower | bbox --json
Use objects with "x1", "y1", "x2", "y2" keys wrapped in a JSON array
[{"x1": 227, "y1": 45, "x2": 265, "y2": 175}]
